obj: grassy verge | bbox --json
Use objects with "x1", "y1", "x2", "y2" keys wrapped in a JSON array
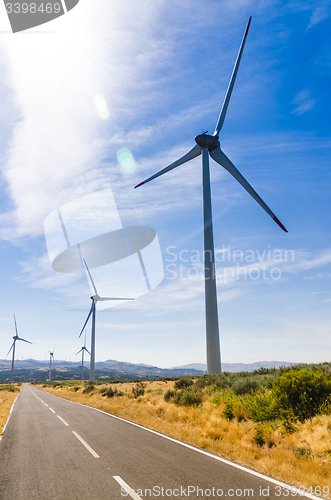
[
  {"x1": 0, "y1": 384, "x2": 21, "y2": 435},
  {"x1": 35, "y1": 375, "x2": 331, "y2": 493}
]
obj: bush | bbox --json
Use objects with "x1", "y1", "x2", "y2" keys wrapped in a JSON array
[
  {"x1": 83, "y1": 382, "x2": 95, "y2": 394},
  {"x1": 253, "y1": 426, "x2": 265, "y2": 447},
  {"x1": 295, "y1": 446, "x2": 312, "y2": 458},
  {"x1": 164, "y1": 388, "x2": 202, "y2": 406},
  {"x1": 272, "y1": 369, "x2": 331, "y2": 422},
  {"x1": 233, "y1": 377, "x2": 260, "y2": 395},
  {"x1": 249, "y1": 393, "x2": 278, "y2": 422},
  {"x1": 174, "y1": 378, "x2": 194, "y2": 389},
  {"x1": 0, "y1": 384, "x2": 19, "y2": 392},
  {"x1": 164, "y1": 389, "x2": 175, "y2": 402},
  {"x1": 101, "y1": 387, "x2": 117, "y2": 398},
  {"x1": 178, "y1": 390, "x2": 202, "y2": 407},
  {"x1": 132, "y1": 382, "x2": 145, "y2": 398}
]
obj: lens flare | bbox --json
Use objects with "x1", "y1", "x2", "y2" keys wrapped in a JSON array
[
  {"x1": 117, "y1": 148, "x2": 136, "y2": 173},
  {"x1": 93, "y1": 95, "x2": 109, "y2": 120}
]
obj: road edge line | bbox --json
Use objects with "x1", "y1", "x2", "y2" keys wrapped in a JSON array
[{"x1": 0, "y1": 389, "x2": 21, "y2": 442}]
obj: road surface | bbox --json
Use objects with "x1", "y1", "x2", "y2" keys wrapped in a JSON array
[{"x1": 0, "y1": 384, "x2": 318, "y2": 499}]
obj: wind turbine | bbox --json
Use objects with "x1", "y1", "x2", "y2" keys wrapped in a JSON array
[
  {"x1": 7, "y1": 314, "x2": 32, "y2": 383},
  {"x1": 134, "y1": 17, "x2": 287, "y2": 375},
  {"x1": 76, "y1": 332, "x2": 91, "y2": 381},
  {"x1": 79, "y1": 259, "x2": 134, "y2": 381},
  {"x1": 49, "y1": 345, "x2": 55, "y2": 382}
]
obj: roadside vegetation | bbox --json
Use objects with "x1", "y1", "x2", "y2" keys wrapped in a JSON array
[
  {"x1": 0, "y1": 383, "x2": 21, "y2": 435},
  {"x1": 35, "y1": 363, "x2": 331, "y2": 493}
]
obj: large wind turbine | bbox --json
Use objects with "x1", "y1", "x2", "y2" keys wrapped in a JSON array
[
  {"x1": 76, "y1": 332, "x2": 91, "y2": 381},
  {"x1": 80, "y1": 259, "x2": 134, "y2": 381},
  {"x1": 134, "y1": 17, "x2": 287, "y2": 375},
  {"x1": 7, "y1": 314, "x2": 32, "y2": 383},
  {"x1": 49, "y1": 345, "x2": 55, "y2": 382}
]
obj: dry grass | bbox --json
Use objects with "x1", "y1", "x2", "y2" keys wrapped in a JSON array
[
  {"x1": 0, "y1": 385, "x2": 21, "y2": 435},
  {"x1": 37, "y1": 381, "x2": 331, "y2": 492}
]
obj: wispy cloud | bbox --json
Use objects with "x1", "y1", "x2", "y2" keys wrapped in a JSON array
[
  {"x1": 291, "y1": 90, "x2": 318, "y2": 115},
  {"x1": 307, "y1": 4, "x2": 330, "y2": 29}
]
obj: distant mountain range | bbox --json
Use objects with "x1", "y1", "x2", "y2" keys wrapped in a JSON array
[
  {"x1": 172, "y1": 361, "x2": 296, "y2": 372},
  {"x1": 0, "y1": 358, "x2": 296, "y2": 383}
]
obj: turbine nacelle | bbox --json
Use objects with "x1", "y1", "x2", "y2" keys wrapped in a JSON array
[{"x1": 195, "y1": 134, "x2": 220, "y2": 151}]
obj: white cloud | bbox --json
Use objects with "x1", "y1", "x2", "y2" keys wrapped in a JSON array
[
  {"x1": 291, "y1": 90, "x2": 318, "y2": 115},
  {"x1": 307, "y1": 4, "x2": 330, "y2": 29},
  {"x1": 0, "y1": 1, "x2": 174, "y2": 240}
]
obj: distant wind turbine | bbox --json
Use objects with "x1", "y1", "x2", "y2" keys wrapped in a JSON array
[
  {"x1": 76, "y1": 332, "x2": 91, "y2": 381},
  {"x1": 7, "y1": 314, "x2": 32, "y2": 383},
  {"x1": 49, "y1": 345, "x2": 55, "y2": 382},
  {"x1": 79, "y1": 259, "x2": 134, "y2": 381},
  {"x1": 134, "y1": 17, "x2": 287, "y2": 375}
]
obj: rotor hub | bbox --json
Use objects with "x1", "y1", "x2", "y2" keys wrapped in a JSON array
[{"x1": 195, "y1": 134, "x2": 220, "y2": 151}]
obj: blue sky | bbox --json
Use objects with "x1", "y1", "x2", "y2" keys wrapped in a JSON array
[{"x1": 0, "y1": 0, "x2": 330, "y2": 369}]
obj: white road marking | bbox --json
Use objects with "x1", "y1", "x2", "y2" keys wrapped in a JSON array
[
  {"x1": 49, "y1": 408, "x2": 56, "y2": 413},
  {"x1": 43, "y1": 402, "x2": 49, "y2": 407},
  {"x1": 113, "y1": 476, "x2": 143, "y2": 500},
  {"x1": 72, "y1": 431, "x2": 99, "y2": 458},
  {"x1": 57, "y1": 415, "x2": 69, "y2": 426},
  {"x1": 47, "y1": 392, "x2": 321, "y2": 500}
]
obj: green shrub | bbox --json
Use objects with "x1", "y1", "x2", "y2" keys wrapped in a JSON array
[
  {"x1": 294, "y1": 446, "x2": 312, "y2": 458},
  {"x1": 233, "y1": 377, "x2": 260, "y2": 395},
  {"x1": 178, "y1": 390, "x2": 202, "y2": 407},
  {"x1": 164, "y1": 389, "x2": 175, "y2": 402},
  {"x1": 100, "y1": 387, "x2": 117, "y2": 398},
  {"x1": 174, "y1": 378, "x2": 194, "y2": 389},
  {"x1": 272, "y1": 369, "x2": 331, "y2": 422},
  {"x1": 132, "y1": 382, "x2": 145, "y2": 398},
  {"x1": 253, "y1": 426, "x2": 265, "y2": 447},
  {"x1": 172, "y1": 389, "x2": 202, "y2": 407},
  {"x1": 0, "y1": 384, "x2": 18, "y2": 392},
  {"x1": 156, "y1": 407, "x2": 165, "y2": 418},
  {"x1": 223, "y1": 402, "x2": 235, "y2": 420},
  {"x1": 249, "y1": 393, "x2": 278, "y2": 422},
  {"x1": 83, "y1": 382, "x2": 95, "y2": 394}
]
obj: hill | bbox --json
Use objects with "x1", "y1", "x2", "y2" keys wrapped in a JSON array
[{"x1": 0, "y1": 359, "x2": 296, "y2": 383}]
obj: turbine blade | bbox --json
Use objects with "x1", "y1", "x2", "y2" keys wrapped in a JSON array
[
  {"x1": 83, "y1": 259, "x2": 98, "y2": 296},
  {"x1": 85, "y1": 347, "x2": 91, "y2": 355},
  {"x1": 210, "y1": 148, "x2": 287, "y2": 232},
  {"x1": 79, "y1": 302, "x2": 94, "y2": 338},
  {"x1": 7, "y1": 341, "x2": 15, "y2": 356},
  {"x1": 134, "y1": 144, "x2": 201, "y2": 188},
  {"x1": 214, "y1": 17, "x2": 251, "y2": 137},
  {"x1": 17, "y1": 337, "x2": 32, "y2": 344},
  {"x1": 13, "y1": 313, "x2": 18, "y2": 336},
  {"x1": 76, "y1": 348, "x2": 83, "y2": 355},
  {"x1": 98, "y1": 297, "x2": 134, "y2": 301}
]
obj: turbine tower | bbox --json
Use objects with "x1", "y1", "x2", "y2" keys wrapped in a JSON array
[
  {"x1": 49, "y1": 345, "x2": 55, "y2": 382},
  {"x1": 80, "y1": 259, "x2": 134, "y2": 381},
  {"x1": 7, "y1": 314, "x2": 32, "y2": 383},
  {"x1": 76, "y1": 332, "x2": 91, "y2": 381},
  {"x1": 134, "y1": 17, "x2": 287, "y2": 375}
]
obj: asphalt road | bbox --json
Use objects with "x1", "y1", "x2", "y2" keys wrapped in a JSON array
[{"x1": 0, "y1": 384, "x2": 318, "y2": 500}]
